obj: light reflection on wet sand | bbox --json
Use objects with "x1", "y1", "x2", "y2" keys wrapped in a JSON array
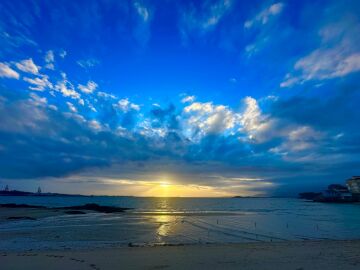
[{"x1": 1, "y1": 198, "x2": 360, "y2": 251}]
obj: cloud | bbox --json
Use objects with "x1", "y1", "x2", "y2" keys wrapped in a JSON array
[
  {"x1": 78, "y1": 80, "x2": 98, "y2": 94},
  {"x1": 242, "y1": 2, "x2": 284, "y2": 57},
  {"x1": 134, "y1": 2, "x2": 149, "y2": 22},
  {"x1": 181, "y1": 95, "x2": 196, "y2": 103},
  {"x1": 15, "y1": 58, "x2": 39, "y2": 75},
  {"x1": 115, "y1": 98, "x2": 140, "y2": 112},
  {"x1": 23, "y1": 74, "x2": 53, "y2": 91},
  {"x1": 59, "y1": 50, "x2": 67, "y2": 58},
  {"x1": 29, "y1": 93, "x2": 47, "y2": 106},
  {"x1": 281, "y1": 19, "x2": 360, "y2": 87},
  {"x1": 66, "y1": 101, "x2": 77, "y2": 113},
  {"x1": 270, "y1": 126, "x2": 323, "y2": 154},
  {"x1": 244, "y1": 2, "x2": 284, "y2": 29},
  {"x1": 182, "y1": 101, "x2": 240, "y2": 140},
  {"x1": 44, "y1": 50, "x2": 55, "y2": 70},
  {"x1": 54, "y1": 78, "x2": 81, "y2": 99},
  {"x1": 180, "y1": 0, "x2": 233, "y2": 41},
  {"x1": 98, "y1": 91, "x2": 116, "y2": 99},
  {"x1": 77, "y1": 58, "x2": 99, "y2": 69},
  {"x1": 0, "y1": 62, "x2": 20, "y2": 79},
  {"x1": 240, "y1": 97, "x2": 263, "y2": 135},
  {"x1": 1, "y1": 85, "x2": 359, "y2": 196}
]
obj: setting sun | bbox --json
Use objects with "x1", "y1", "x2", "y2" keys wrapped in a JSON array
[{"x1": 140, "y1": 181, "x2": 231, "y2": 197}]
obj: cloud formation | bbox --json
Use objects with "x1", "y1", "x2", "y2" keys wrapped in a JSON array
[
  {"x1": 281, "y1": 17, "x2": 360, "y2": 87},
  {"x1": 0, "y1": 62, "x2": 19, "y2": 79},
  {"x1": 244, "y1": 3, "x2": 284, "y2": 29},
  {"x1": 78, "y1": 80, "x2": 98, "y2": 94},
  {"x1": 0, "y1": 0, "x2": 360, "y2": 196},
  {"x1": 180, "y1": 0, "x2": 233, "y2": 42},
  {"x1": 15, "y1": 58, "x2": 39, "y2": 75},
  {"x1": 44, "y1": 50, "x2": 55, "y2": 70}
]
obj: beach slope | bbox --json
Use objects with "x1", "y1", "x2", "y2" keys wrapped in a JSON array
[{"x1": 1, "y1": 240, "x2": 360, "y2": 270}]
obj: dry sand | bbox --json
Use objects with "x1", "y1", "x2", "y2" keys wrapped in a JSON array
[{"x1": 1, "y1": 240, "x2": 360, "y2": 270}]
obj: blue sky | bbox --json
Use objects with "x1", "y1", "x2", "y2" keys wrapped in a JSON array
[{"x1": 0, "y1": 0, "x2": 359, "y2": 196}]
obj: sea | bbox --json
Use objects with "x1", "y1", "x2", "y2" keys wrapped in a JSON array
[{"x1": 0, "y1": 196, "x2": 360, "y2": 250}]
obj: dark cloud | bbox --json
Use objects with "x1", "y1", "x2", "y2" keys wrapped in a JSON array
[
  {"x1": 0, "y1": 88, "x2": 152, "y2": 179},
  {"x1": 1, "y1": 82, "x2": 360, "y2": 196}
]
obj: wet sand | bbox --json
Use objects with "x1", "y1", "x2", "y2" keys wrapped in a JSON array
[
  {"x1": 1, "y1": 205, "x2": 360, "y2": 269},
  {"x1": 1, "y1": 240, "x2": 360, "y2": 270}
]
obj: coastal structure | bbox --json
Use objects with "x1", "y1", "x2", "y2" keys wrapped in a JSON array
[
  {"x1": 309, "y1": 177, "x2": 360, "y2": 203},
  {"x1": 322, "y1": 184, "x2": 352, "y2": 201},
  {"x1": 346, "y1": 176, "x2": 360, "y2": 200}
]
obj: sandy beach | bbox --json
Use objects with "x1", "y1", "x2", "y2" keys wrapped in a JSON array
[
  {"x1": 1, "y1": 240, "x2": 360, "y2": 270},
  {"x1": 1, "y1": 202, "x2": 360, "y2": 269}
]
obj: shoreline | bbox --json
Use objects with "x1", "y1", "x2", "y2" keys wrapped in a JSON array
[{"x1": 1, "y1": 240, "x2": 360, "y2": 269}]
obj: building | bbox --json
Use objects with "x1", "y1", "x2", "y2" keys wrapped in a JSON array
[
  {"x1": 322, "y1": 184, "x2": 352, "y2": 201},
  {"x1": 346, "y1": 176, "x2": 360, "y2": 200}
]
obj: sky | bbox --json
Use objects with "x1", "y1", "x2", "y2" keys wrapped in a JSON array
[{"x1": 0, "y1": 0, "x2": 360, "y2": 197}]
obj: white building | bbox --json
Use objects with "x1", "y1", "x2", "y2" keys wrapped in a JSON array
[{"x1": 346, "y1": 176, "x2": 360, "y2": 199}]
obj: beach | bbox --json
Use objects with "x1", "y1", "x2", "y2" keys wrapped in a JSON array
[
  {"x1": 1, "y1": 240, "x2": 360, "y2": 270},
  {"x1": 1, "y1": 198, "x2": 360, "y2": 269}
]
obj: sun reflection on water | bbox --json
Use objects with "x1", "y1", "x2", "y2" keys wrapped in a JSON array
[
  {"x1": 156, "y1": 214, "x2": 175, "y2": 237},
  {"x1": 152, "y1": 198, "x2": 178, "y2": 240}
]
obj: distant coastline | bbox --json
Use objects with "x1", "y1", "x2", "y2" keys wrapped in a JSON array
[{"x1": 0, "y1": 189, "x2": 85, "y2": 197}]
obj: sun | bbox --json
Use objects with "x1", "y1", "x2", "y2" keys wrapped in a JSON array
[
  {"x1": 159, "y1": 181, "x2": 170, "y2": 188},
  {"x1": 158, "y1": 181, "x2": 171, "y2": 197}
]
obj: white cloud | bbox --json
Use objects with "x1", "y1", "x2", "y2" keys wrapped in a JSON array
[
  {"x1": 48, "y1": 105, "x2": 58, "y2": 111},
  {"x1": 78, "y1": 80, "x2": 98, "y2": 94},
  {"x1": 97, "y1": 91, "x2": 116, "y2": 99},
  {"x1": 44, "y1": 50, "x2": 54, "y2": 63},
  {"x1": 181, "y1": 95, "x2": 196, "y2": 103},
  {"x1": 281, "y1": 20, "x2": 360, "y2": 87},
  {"x1": 88, "y1": 120, "x2": 102, "y2": 131},
  {"x1": 282, "y1": 52, "x2": 360, "y2": 87},
  {"x1": 182, "y1": 101, "x2": 240, "y2": 140},
  {"x1": 23, "y1": 75, "x2": 53, "y2": 91},
  {"x1": 66, "y1": 102, "x2": 77, "y2": 113},
  {"x1": 137, "y1": 118, "x2": 168, "y2": 139},
  {"x1": 244, "y1": 3, "x2": 284, "y2": 29},
  {"x1": 270, "y1": 126, "x2": 323, "y2": 154},
  {"x1": 115, "y1": 98, "x2": 140, "y2": 112},
  {"x1": 29, "y1": 93, "x2": 47, "y2": 106},
  {"x1": 59, "y1": 50, "x2": 67, "y2": 58},
  {"x1": 77, "y1": 58, "x2": 99, "y2": 69},
  {"x1": 0, "y1": 62, "x2": 19, "y2": 79},
  {"x1": 201, "y1": 0, "x2": 232, "y2": 29},
  {"x1": 134, "y1": 2, "x2": 149, "y2": 22},
  {"x1": 240, "y1": 97, "x2": 262, "y2": 134},
  {"x1": 44, "y1": 50, "x2": 55, "y2": 70},
  {"x1": 180, "y1": 0, "x2": 233, "y2": 40},
  {"x1": 180, "y1": 97, "x2": 274, "y2": 142},
  {"x1": 15, "y1": 58, "x2": 39, "y2": 75},
  {"x1": 55, "y1": 78, "x2": 81, "y2": 99}
]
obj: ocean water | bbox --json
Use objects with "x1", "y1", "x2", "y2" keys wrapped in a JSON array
[{"x1": 0, "y1": 196, "x2": 360, "y2": 250}]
